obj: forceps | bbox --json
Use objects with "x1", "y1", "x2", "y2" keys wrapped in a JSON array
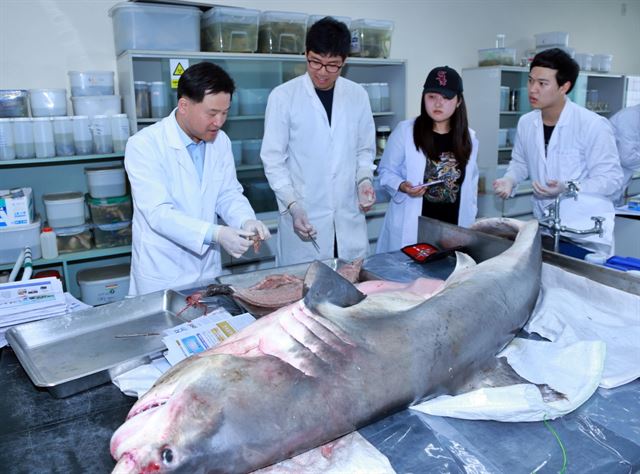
[{"x1": 308, "y1": 232, "x2": 320, "y2": 252}]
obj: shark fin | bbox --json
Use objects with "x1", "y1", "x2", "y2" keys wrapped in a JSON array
[{"x1": 303, "y1": 261, "x2": 366, "y2": 314}]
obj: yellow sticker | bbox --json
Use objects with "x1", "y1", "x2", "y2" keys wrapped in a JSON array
[{"x1": 169, "y1": 59, "x2": 189, "y2": 89}]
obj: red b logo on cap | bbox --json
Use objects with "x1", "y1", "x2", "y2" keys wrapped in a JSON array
[{"x1": 436, "y1": 71, "x2": 447, "y2": 86}]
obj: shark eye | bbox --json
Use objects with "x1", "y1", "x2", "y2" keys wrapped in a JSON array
[{"x1": 161, "y1": 448, "x2": 174, "y2": 465}]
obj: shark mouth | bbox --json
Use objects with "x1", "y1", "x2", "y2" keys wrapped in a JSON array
[{"x1": 127, "y1": 398, "x2": 169, "y2": 420}]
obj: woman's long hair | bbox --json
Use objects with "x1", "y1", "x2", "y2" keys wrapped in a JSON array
[{"x1": 412, "y1": 93, "x2": 472, "y2": 168}]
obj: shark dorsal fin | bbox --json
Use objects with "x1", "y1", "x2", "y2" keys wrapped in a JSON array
[
  {"x1": 303, "y1": 261, "x2": 366, "y2": 313},
  {"x1": 444, "y1": 251, "x2": 477, "y2": 286}
]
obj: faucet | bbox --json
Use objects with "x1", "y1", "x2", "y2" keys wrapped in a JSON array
[{"x1": 538, "y1": 180, "x2": 606, "y2": 253}]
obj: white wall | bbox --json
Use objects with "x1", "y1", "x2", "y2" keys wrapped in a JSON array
[{"x1": 1, "y1": 0, "x2": 639, "y2": 118}]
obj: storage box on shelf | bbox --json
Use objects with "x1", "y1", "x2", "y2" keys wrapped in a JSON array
[
  {"x1": 201, "y1": 6, "x2": 260, "y2": 53},
  {"x1": 53, "y1": 223, "x2": 93, "y2": 254},
  {"x1": 0, "y1": 216, "x2": 42, "y2": 264},
  {"x1": 258, "y1": 11, "x2": 308, "y2": 54},
  {"x1": 76, "y1": 263, "x2": 130, "y2": 306},
  {"x1": 349, "y1": 19, "x2": 394, "y2": 59}
]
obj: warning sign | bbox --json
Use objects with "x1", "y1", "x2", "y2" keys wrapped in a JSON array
[{"x1": 169, "y1": 59, "x2": 189, "y2": 89}]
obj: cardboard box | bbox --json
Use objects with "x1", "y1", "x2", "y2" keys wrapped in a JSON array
[{"x1": 0, "y1": 187, "x2": 34, "y2": 227}]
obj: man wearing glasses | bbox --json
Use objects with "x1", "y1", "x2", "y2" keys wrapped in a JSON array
[{"x1": 261, "y1": 16, "x2": 376, "y2": 266}]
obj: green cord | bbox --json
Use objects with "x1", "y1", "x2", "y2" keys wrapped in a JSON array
[{"x1": 541, "y1": 413, "x2": 567, "y2": 474}]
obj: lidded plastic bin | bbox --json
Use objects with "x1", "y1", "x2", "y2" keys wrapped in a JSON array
[
  {"x1": 241, "y1": 139, "x2": 262, "y2": 165},
  {"x1": 592, "y1": 54, "x2": 613, "y2": 73},
  {"x1": 85, "y1": 165, "x2": 126, "y2": 198},
  {"x1": 258, "y1": 11, "x2": 308, "y2": 54},
  {"x1": 109, "y1": 2, "x2": 201, "y2": 55},
  {"x1": 93, "y1": 221, "x2": 132, "y2": 249},
  {"x1": 0, "y1": 216, "x2": 42, "y2": 264},
  {"x1": 43, "y1": 192, "x2": 86, "y2": 228},
  {"x1": 29, "y1": 89, "x2": 67, "y2": 117},
  {"x1": 76, "y1": 263, "x2": 130, "y2": 306},
  {"x1": 478, "y1": 48, "x2": 517, "y2": 66},
  {"x1": 0, "y1": 90, "x2": 29, "y2": 118},
  {"x1": 534, "y1": 31, "x2": 569, "y2": 48},
  {"x1": 71, "y1": 95, "x2": 122, "y2": 118},
  {"x1": 53, "y1": 223, "x2": 93, "y2": 253},
  {"x1": 308, "y1": 15, "x2": 351, "y2": 30},
  {"x1": 237, "y1": 88, "x2": 270, "y2": 115},
  {"x1": 201, "y1": 6, "x2": 260, "y2": 53},
  {"x1": 68, "y1": 71, "x2": 115, "y2": 97},
  {"x1": 87, "y1": 195, "x2": 133, "y2": 225},
  {"x1": 349, "y1": 19, "x2": 394, "y2": 58}
]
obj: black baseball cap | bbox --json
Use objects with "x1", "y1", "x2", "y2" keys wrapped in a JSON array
[{"x1": 423, "y1": 66, "x2": 463, "y2": 99}]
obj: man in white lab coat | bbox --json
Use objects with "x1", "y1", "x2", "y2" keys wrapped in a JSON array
[
  {"x1": 125, "y1": 62, "x2": 270, "y2": 296},
  {"x1": 610, "y1": 104, "x2": 640, "y2": 205},
  {"x1": 261, "y1": 17, "x2": 376, "y2": 266},
  {"x1": 493, "y1": 48, "x2": 623, "y2": 255}
]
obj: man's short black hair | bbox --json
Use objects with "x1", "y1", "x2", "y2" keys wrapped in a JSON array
[
  {"x1": 530, "y1": 48, "x2": 580, "y2": 93},
  {"x1": 306, "y1": 17, "x2": 351, "y2": 59},
  {"x1": 177, "y1": 62, "x2": 235, "y2": 102}
]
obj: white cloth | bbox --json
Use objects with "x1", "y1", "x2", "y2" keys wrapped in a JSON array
[
  {"x1": 125, "y1": 110, "x2": 256, "y2": 295},
  {"x1": 261, "y1": 73, "x2": 376, "y2": 266},
  {"x1": 610, "y1": 104, "x2": 640, "y2": 204},
  {"x1": 504, "y1": 97, "x2": 624, "y2": 252},
  {"x1": 375, "y1": 119, "x2": 479, "y2": 253},
  {"x1": 526, "y1": 263, "x2": 640, "y2": 388},
  {"x1": 112, "y1": 357, "x2": 171, "y2": 397}
]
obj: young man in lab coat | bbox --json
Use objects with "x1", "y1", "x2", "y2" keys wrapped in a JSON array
[
  {"x1": 610, "y1": 104, "x2": 640, "y2": 205},
  {"x1": 125, "y1": 62, "x2": 270, "y2": 296},
  {"x1": 261, "y1": 17, "x2": 376, "y2": 266},
  {"x1": 493, "y1": 48, "x2": 623, "y2": 256}
]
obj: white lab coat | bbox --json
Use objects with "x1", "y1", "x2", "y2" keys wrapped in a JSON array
[
  {"x1": 504, "y1": 97, "x2": 624, "y2": 254},
  {"x1": 261, "y1": 73, "x2": 376, "y2": 266},
  {"x1": 375, "y1": 119, "x2": 479, "y2": 253},
  {"x1": 610, "y1": 104, "x2": 640, "y2": 204},
  {"x1": 125, "y1": 110, "x2": 256, "y2": 296}
]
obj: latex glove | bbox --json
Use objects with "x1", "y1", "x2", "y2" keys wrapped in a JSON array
[
  {"x1": 532, "y1": 180, "x2": 566, "y2": 199},
  {"x1": 289, "y1": 202, "x2": 317, "y2": 240},
  {"x1": 399, "y1": 180, "x2": 427, "y2": 198},
  {"x1": 214, "y1": 226, "x2": 253, "y2": 258},
  {"x1": 242, "y1": 219, "x2": 271, "y2": 241},
  {"x1": 358, "y1": 179, "x2": 376, "y2": 212},
  {"x1": 493, "y1": 176, "x2": 516, "y2": 199}
]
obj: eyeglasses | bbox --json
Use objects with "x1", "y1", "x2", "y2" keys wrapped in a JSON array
[{"x1": 307, "y1": 59, "x2": 343, "y2": 73}]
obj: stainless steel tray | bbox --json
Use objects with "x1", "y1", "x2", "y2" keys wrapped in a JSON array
[
  {"x1": 216, "y1": 258, "x2": 349, "y2": 289},
  {"x1": 6, "y1": 289, "x2": 206, "y2": 398}
]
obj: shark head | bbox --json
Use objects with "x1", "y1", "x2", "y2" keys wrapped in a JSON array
[{"x1": 110, "y1": 355, "x2": 226, "y2": 474}]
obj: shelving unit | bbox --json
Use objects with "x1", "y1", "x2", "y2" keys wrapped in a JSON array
[
  {"x1": 116, "y1": 50, "x2": 406, "y2": 270},
  {"x1": 463, "y1": 65, "x2": 628, "y2": 219}
]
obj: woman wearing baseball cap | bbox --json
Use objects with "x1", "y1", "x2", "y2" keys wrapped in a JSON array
[{"x1": 376, "y1": 66, "x2": 479, "y2": 253}]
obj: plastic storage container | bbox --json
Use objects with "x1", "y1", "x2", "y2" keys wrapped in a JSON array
[
  {"x1": 0, "y1": 216, "x2": 42, "y2": 264},
  {"x1": 149, "y1": 82, "x2": 170, "y2": 119},
  {"x1": 43, "y1": 192, "x2": 86, "y2": 228},
  {"x1": 201, "y1": 6, "x2": 260, "y2": 53},
  {"x1": 90, "y1": 115, "x2": 113, "y2": 154},
  {"x1": 258, "y1": 11, "x2": 308, "y2": 54},
  {"x1": 243, "y1": 179, "x2": 277, "y2": 213},
  {"x1": 93, "y1": 221, "x2": 132, "y2": 248},
  {"x1": 29, "y1": 89, "x2": 67, "y2": 117},
  {"x1": 0, "y1": 90, "x2": 29, "y2": 118},
  {"x1": 134, "y1": 82, "x2": 150, "y2": 119},
  {"x1": 71, "y1": 95, "x2": 121, "y2": 117},
  {"x1": 40, "y1": 226, "x2": 59, "y2": 259},
  {"x1": 32, "y1": 117, "x2": 56, "y2": 158},
  {"x1": 72, "y1": 115, "x2": 93, "y2": 155},
  {"x1": 592, "y1": 54, "x2": 613, "y2": 73},
  {"x1": 308, "y1": 14, "x2": 351, "y2": 30},
  {"x1": 109, "y1": 2, "x2": 201, "y2": 55},
  {"x1": 231, "y1": 140, "x2": 242, "y2": 166},
  {"x1": 0, "y1": 118, "x2": 16, "y2": 160},
  {"x1": 349, "y1": 19, "x2": 394, "y2": 58},
  {"x1": 237, "y1": 88, "x2": 270, "y2": 115},
  {"x1": 534, "y1": 31, "x2": 569, "y2": 48},
  {"x1": 87, "y1": 195, "x2": 132, "y2": 225},
  {"x1": 478, "y1": 48, "x2": 517, "y2": 66},
  {"x1": 111, "y1": 114, "x2": 130, "y2": 153},
  {"x1": 53, "y1": 223, "x2": 93, "y2": 254},
  {"x1": 241, "y1": 139, "x2": 262, "y2": 165},
  {"x1": 12, "y1": 118, "x2": 35, "y2": 159},
  {"x1": 85, "y1": 166, "x2": 126, "y2": 198},
  {"x1": 52, "y1": 116, "x2": 75, "y2": 156},
  {"x1": 575, "y1": 53, "x2": 593, "y2": 71},
  {"x1": 68, "y1": 71, "x2": 115, "y2": 97},
  {"x1": 76, "y1": 263, "x2": 130, "y2": 306}
]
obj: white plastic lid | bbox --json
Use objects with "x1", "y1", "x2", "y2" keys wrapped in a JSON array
[
  {"x1": 85, "y1": 165, "x2": 125, "y2": 174},
  {"x1": 108, "y1": 2, "x2": 201, "y2": 17},
  {"x1": 73, "y1": 115, "x2": 89, "y2": 120},
  {"x1": 52, "y1": 116, "x2": 72, "y2": 121},
  {"x1": 584, "y1": 252, "x2": 608, "y2": 265},
  {"x1": 43, "y1": 191, "x2": 84, "y2": 203},
  {"x1": 377, "y1": 125, "x2": 391, "y2": 132},
  {"x1": 53, "y1": 222, "x2": 91, "y2": 236},
  {"x1": 12, "y1": 118, "x2": 32, "y2": 122},
  {"x1": 32, "y1": 117, "x2": 52, "y2": 122},
  {"x1": 93, "y1": 114, "x2": 109, "y2": 119},
  {"x1": 96, "y1": 221, "x2": 131, "y2": 231},
  {"x1": 76, "y1": 263, "x2": 130, "y2": 283},
  {"x1": 29, "y1": 88, "x2": 67, "y2": 93},
  {"x1": 68, "y1": 70, "x2": 114, "y2": 76},
  {"x1": 112, "y1": 113, "x2": 128, "y2": 118}
]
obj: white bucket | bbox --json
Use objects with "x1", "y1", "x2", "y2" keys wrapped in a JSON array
[
  {"x1": 29, "y1": 89, "x2": 68, "y2": 117},
  {"x1": 85, "y1": 166, "x2": 126, "y2": 198},
  {"x1": 71, "y1": 95, "x2": 121, "y2": 118},
  {"x1": 68, "y1": 71, "x2": 115, "y2": 97},
  {"x1": 0, "y1": 216, "x2": 42, "y2": 264},
  {"x1": 76, "y1": 263, "x2": 130, "y2": 306},
  {"x1": 43, "y1": 192, "x2": 86, "y2": 228}
]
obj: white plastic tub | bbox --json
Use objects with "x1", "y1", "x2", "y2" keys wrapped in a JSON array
[
  {"x1": 68, "y1": 71, "x2": 115, "y2": 97},
  {"x1": 350, "y1": 19, "x2": 394, "y2": 58},
  {"x1": 593, "y1": 54, "x2": 613, "y2": 73},
  {"x1": 534, "y1": 31, "x2": 569, "y2": 48},
  {"x1": 241, "y1": 139, "x2": 262, "y2": 165},
  {"x1": 575, "y1": 53, "x2": 593, "y2": 71},
  {"x1": 109, "y1": 2, "x2": 201, "y2": 55},
  {"x1": 238, "y1": 88, "x2": 270, "y2": 115},
  {"x1": 29, "y1": 89, "x2": 67, "y2": 117},
  {"x1": 85, "y1": 166, "x2": 126, "y2": 198},
  {"x1": 71, "y1": 95, "x2": 121, "y2": 118},
  {"x1": 87, "y1": 195, "x2": 132, "y2": 225},
  {"x1": 43, "y1": 192, "x2": 86, "y2": 228},
  {"x1": 258, "y1": 11, "x2": 308, "y2": 54},
  {"x1": 0, "y1": 216, "x2": 41, "y2": 264},
  {"x1": 76, "y1": 263, "x2": 130, "y2": 306},
  {"x1": 201, "y1": 6, "x2": 260, "y2": 53},
  {"x1": 53, "y1": 223, "x2": 93, "y2": 254}
]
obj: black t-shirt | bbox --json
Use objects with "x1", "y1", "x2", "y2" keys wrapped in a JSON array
[
  {"x1": 315, "y1": 87, "x2": 334, "y2": 124},
  {"x1": 543, "y1": 124, "x2": 555, "y2": 156},
  {"x1": 421, "y1": 131, "x2": 465, "y2": 225}
]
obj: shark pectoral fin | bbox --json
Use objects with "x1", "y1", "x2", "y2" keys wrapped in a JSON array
[
  {"x1": 444, "y1": 251, "x2": 477, "y2": 286},
  {"x1": 453, "y1": 357, "x2": 567, "y2": 402},
  {"x1": 303, "y1": 261, "x2": 366, "y2": 314}
]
